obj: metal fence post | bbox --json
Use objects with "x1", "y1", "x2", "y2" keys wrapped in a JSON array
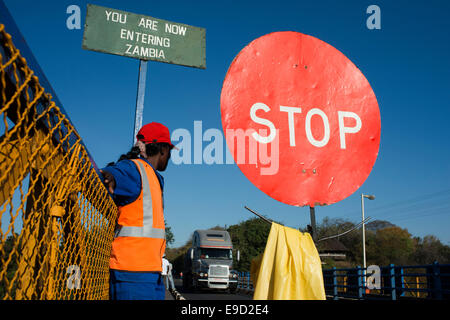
[
  {"x1": 390, "y1": 264, "x2": 397, "y2": 300},
  {"x1": 247, "y1": 272, "x2": 250, "y2": 289},
  {"x1": 357, "y1": 266, "x2": 363, "y2": 299},
  {"x1": 400, "y1": 267, "x2": 405, "y2": 297},
  {"x1": 332, "y1": 267, "x2": 338, "y2": 300},
  {"x1": 432, "y1": 261, "x2": 442, "y2": 300},
  {"x1": 133, "y1": 60, "x2": 148, "y2": 145}
]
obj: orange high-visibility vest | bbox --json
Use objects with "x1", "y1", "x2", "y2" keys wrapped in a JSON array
[{"x1": 110, "y1": 159, "x2": 166, "y2": 272}]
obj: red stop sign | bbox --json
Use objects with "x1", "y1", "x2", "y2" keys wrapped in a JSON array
[{"x1": 220, "y1": 32, "x2": 380, "y2": 207}]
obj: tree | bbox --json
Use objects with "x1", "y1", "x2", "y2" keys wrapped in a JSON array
[
  {"x1": 316, "y1": 217, "x2": 357, "y2": 240},
  {"x1": 313, "y1": 217, "x2": 364, "y2": 265},
  {"x1": 369, "y1": 227, "x2": 415, "y2": 266},
  {"x1": 366, "y1": 220, "x2": 396, "y2": 232},
  {"x1": 165, "y1": 221, "x2": 175, "y2": 247},
  {"x1": 165, "y1": 233, "x2": 193, "y2": 275},
  {"x1": 411, "y1": 235, "x2": 450, "y2": 264},
  {"x1": 165, "y1": 216, "x2": 450, "y2": 274},
  {"x1": 227, "y1": 218, "x2": 272, "y2": 271}
]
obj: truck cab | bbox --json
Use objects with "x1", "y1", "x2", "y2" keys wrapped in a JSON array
[{"x1": 183, "y1": 229, "x2": 239, "y2": 292}]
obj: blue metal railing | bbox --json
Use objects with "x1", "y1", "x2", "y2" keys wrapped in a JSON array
[
  {"x1": 237, "y1": 262, "x2": 450, "y2": 300},
  {"x1": 237, "y1": 272, "x2": 254, "y2": 291},
  {"x1": 323, "y1": 262, "x2": 450, "y2": 300}
]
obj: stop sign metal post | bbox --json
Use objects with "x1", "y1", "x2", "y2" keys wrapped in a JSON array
[{"x1": 221, "y1": 32, "x2": 381, "y2": 238}]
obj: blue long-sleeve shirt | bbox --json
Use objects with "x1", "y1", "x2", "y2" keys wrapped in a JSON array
[
  {"x1": 102, "y1": 157, "x2": 165, "y2": 280},
  {"x1": 101, "y1": 157, "x2": 164, "y2": 206}
]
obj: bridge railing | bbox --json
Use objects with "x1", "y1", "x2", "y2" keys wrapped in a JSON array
[
  {"x1": 237, "y1": 262, "x2": 450, "y2": 300},
  {"x1": 0, "y1": 1, "x2": 118, "y2": 300},
  {"x1": 323, "y1": 262, "x2": 450, "y2": 300},
  {"x1": 237, "y1": 271, "x2": 254, "y2": 291}
]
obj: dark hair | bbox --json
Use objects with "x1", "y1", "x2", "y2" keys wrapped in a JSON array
[{"x1": 106, "y1": 142, "x2": 172, "y2": 167}]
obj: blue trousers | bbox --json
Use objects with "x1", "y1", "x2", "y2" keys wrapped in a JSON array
[{"x1": 109, "y1": 270, "x2": 165, "y2": 300}]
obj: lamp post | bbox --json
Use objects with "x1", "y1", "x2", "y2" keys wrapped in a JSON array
[{"x1": 361, "y1": 193, "x2": 375, "y2": 288}]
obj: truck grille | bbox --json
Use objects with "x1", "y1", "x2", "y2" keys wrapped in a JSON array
[{"x1": 209, "y1": 265, "x2": 228, "y2": 277}]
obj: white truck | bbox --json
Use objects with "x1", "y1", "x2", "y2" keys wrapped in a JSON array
[{"x1": 183, "y1": 229, "x2": 240, "y2": 292}]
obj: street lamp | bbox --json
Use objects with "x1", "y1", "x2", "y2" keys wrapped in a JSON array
[{"x1": 361, "y1": 193, "x2": 375, "y2": 288}]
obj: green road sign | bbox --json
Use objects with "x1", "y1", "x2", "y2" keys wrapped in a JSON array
[{"x1": 82, "y1": 4, "x2": 206, "y2": 69}]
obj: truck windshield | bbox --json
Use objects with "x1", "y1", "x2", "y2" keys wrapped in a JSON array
[{"x1": 199, "y1": 248, "x2": 232, "y2": 260}]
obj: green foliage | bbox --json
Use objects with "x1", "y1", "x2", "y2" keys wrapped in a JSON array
[
  {"x1": 0, "y1": 234, "x2": 19, "y2": 299},
  {"x1": 411, "y1": 235, "x2": 450, "y2": 264},
  {"x1": 316, "y1": 217, "x2": 362, "y2": 264},
  {"x1": 164, "y1": 216, "x2": 450, "y2": 273},
  {"x1": 316, "y1": 217, "x2": 450, "y2": 269},
  {"x1": 369, "y1": 226, "x2": 415, "y2": 265},
  {"x1": 365, "y1": 220, "x2": 396, "y2": 232},
  {"x1": 165, "y1": 221, "x2": 175, "y2": 247},
  {"x1": 165, "y1": 218, "x2": 272, "y2": 273},
  {"x1": 227, "y1": 218, "x2": 272, "y2": 272},
  {"x1": 166, "y1": 236, "x2": 192, "y2": 274},
  {"x1": 322, "y1": 258, "x2": 336, "y2": 269}
]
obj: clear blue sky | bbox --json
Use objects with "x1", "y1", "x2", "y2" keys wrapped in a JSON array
[{"x1": 3, "y1": 0, "x2": 450, "y2": 248}]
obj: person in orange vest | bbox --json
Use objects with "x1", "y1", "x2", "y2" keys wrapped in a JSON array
[{"x1": 100, "y1": 122, "x2": 175, "y2": 300}]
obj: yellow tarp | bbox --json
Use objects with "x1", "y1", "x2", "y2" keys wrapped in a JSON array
[{"x1": 251, "y1": 223, "x2": 326, "y2": 300}]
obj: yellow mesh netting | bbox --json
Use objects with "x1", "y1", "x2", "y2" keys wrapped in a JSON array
[{"x1": 0, "y1": 23, "x2": 118, "y2": 300}]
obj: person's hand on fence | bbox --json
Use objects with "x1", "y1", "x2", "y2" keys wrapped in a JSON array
[{"x1": 100, "y1": 170, "x2": 116, "y2": 194}]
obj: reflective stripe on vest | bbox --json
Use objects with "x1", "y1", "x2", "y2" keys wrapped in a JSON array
[{"x1": 114, "y1": 160, "x2": 165, "y2": 240}]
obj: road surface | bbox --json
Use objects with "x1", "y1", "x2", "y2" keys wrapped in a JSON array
[{"x1": 167, "y1": 278, "x2": 252, "y2": 300}]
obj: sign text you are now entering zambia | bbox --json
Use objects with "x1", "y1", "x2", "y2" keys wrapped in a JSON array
[{"x1": 82, "y1": 4, "x2": 206, "y2": 69}]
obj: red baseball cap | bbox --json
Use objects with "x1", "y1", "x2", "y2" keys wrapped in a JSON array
[{"x1": 137, "y1": 122, "x2": 176, "y2": 149}]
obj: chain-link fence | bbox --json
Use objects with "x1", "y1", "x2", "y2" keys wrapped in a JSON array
[{"x1": 0, "y1": 3, "x2": 118, "y2": 300}]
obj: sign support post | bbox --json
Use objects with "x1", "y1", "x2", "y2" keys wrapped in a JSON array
[
  {"x1": 133, "y1": 60, "x2": 148, "y2": 145},
  {"x1": 82, "y1": 4, "x2": 206, "y2": 146},
  {"x1": 309, "y1": 206, "x2": 317, "y2": 242}
]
